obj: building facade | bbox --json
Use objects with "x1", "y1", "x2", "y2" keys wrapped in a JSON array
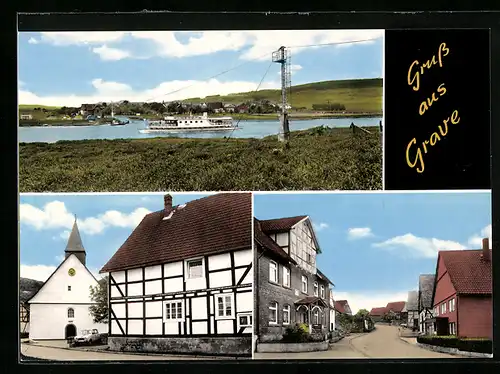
[
  {"x1": 254, "y1": 215, "x2": 334, "y2": 345},
  {"x1": 418, "y1": 274, "x2": 435, "y2": 334},
  {"x1": 406, "y1": 291, "x2": 419, "y2": 330},
  {"x1": 429, "y1": 238, "x2": 492, "y2": 339},
  {"x1": 100, "y1": 193, "x2": 253, "y2": 356},
  {"x1": 20, "y1": 278, "x2": 44, "y2": 334},
  {"x1": 27, "y1": 219, "x2": 107, "y2": 340}
]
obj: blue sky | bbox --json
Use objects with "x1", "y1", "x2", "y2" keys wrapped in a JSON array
[
  {"x1": 18, "y1": 30, "x2": 383, "y2": 106},
  {"x1": 254, "y1": 192, "x2": 492, "y2": 313},
  {"x1": 19, "y1": 193, "x2": 211, "y2": 281}
]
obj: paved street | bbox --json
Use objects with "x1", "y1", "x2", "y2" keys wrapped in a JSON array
[
  {"x1": 20, "y1": 343, "x2": 242, "y2": 361},
  {"x1": 254, "y1": 324, "x2": 459, "y2": 359}
]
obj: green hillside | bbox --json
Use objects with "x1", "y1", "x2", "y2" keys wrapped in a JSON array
[{"x1": 183, "y1": 78, "x2": 383, "y2": 113}]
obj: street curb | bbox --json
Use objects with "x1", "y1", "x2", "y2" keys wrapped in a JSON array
[
  {"x1": 22, "y1": 343, "x2": 245, "y2": 360},
  {"x1": 415, "y1": 342, "x2": 493, "y2": 359}
]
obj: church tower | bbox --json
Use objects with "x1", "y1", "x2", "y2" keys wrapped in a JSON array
[{"x1": 64, "y1": 216, "x2": 86, "y2": 266}]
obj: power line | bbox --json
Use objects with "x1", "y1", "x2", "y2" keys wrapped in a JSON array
[
  {"x1": 286, "y1": 37, "x2": 380, "y2": 49},
  {"x1": 143, "y1": 50, "x2": 273, "y2": 103},
  {"x1": 224, "y1": 60, "x2": 274, "y2": 143}
]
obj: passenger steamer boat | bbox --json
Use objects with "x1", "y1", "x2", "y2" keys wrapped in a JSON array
[{"x1": 140, "y1": 112, "x2": 235, "y2": 133}]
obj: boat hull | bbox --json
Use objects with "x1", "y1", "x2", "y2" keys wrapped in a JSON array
[{"x1": 140, "y1": 126, "x2": 236, "y2": 133}]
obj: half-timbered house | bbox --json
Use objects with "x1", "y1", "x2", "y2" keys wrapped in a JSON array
[
  {"x1": 20, "y1": 278, "x2": 44, "y2": 335},
  {"x1": 99, "y1": 193, "x2": 253, "y2": 356},
  {"x1": 254, "y1": 215, "x2": 334, "y2": 346},
  {"x1": 406, "y1": 291, "x2": 419, "y2": 330},
  {"x1": 418, "y1": 274, "x2": 435, "y2": 334}
]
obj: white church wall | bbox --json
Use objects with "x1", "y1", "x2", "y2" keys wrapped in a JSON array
[{"x1": 29, "y1": 303, "x2": 107, "y2": 340}]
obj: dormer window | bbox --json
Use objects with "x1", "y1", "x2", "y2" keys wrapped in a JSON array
[{"x1": 187, "y1": 259, "x2": 203, "y2": 279}]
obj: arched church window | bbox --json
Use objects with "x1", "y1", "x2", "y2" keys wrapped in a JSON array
[{"x1": 68, "y1": 308, "x2": 75, "y2": 318}]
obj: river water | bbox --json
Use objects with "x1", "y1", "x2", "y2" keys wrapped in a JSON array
[{"x1": 18, "y1": 116, "x2": 382, "y2": 143}]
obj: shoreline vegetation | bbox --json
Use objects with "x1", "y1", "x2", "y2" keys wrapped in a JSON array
[{"x1": 19, "y1": 126, "x2": 382, "y2": 192}]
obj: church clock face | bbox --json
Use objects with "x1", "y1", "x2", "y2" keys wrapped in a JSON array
[{"x1": 68, "y1": 268, "x2": 76, "y2": 276}]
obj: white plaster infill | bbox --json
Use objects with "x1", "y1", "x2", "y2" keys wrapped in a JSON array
[{"x1": 256, "y1": 341, "x2": 329, "y2": 353}]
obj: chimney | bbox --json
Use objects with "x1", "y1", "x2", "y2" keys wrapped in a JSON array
[
  {"x1": 164, "y1": 194, "x2": 173, "y2": 216},
  {"x1": 482, "y1": 237, "x2": 490, "y2": 261}
]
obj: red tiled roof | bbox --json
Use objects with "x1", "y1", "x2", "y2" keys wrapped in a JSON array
[
  {"x1": 335, "y1": 300, "x2": 350, "y2": 314},
  {"x1": 369, "y1": 307, "x2": 387, "y2": 316},
  {"x1": 254, "y1": 218, "x2": 296, "y2": 265},
  {"x1": 440, "y1": 250, "x2": 492, "y2": 294},
  {"x1": 386, "y1": 301, "x2": 406, "y2": 313},
  {"x1": 100, "y1": 193, "x2": 252, "y2": 273},
  {"x1": 259, "y1": 215, "x2": 307, "y2": 233}
]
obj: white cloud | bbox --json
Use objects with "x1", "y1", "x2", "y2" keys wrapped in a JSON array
[
  {"x1": 373, "y1": 233, "x2": 465, "y2": 258},
  {"x1": 20, "y1": 264, "x2": 56, "y2": 282},
  {"x1": 313, "y1": 222, "x2": 329, "y2": 232},
  {"x1": 92, "y1": 45, "x2": 131, "y2": 61},
  {"x1": 37, "y1": 31, "x2": 127, "y2": 46},
  {"x1": 31, "y1": 30, "x2": 383, "y2": 61},
  {"x1": 53, "y1": 230, "x2": 70, "y2": 241},
  {"x1": 347, "y1": 227, "x2": 373, "y2": 240},
  {"x1": 20, "y1": 200, "x2": 150, "y2": 235},
  {"x1": 20, "y1": 263, "x2": 103, "y2": 282},
  {"x1": 18, "y1": 77, "x2": 280, "y2": 107},
  {"x1": 333, "y1": 290, "x2": 408, "y2": 315},
  {"x1": 467, "y1": 224, "x2": 492, "y2": 248},
  {"x1": 28, "y1": 37, "x2": 38, "y2": 44}
]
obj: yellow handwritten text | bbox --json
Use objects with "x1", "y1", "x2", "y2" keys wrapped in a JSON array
[
  {"x1": 419, "y1": 83, "x2": 447, "y2": 115},
  {"x1": 406, "y1": 109, "x2": 461, "y2": 173},
  {"x1": 407, "y1": 43, "x2": 450, "y2": 91}
]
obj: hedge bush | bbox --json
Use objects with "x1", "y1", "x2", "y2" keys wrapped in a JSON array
[
  {"x1": 282, "y1": 323, "x2": 326, "y2": 343},
  {"x1": 417, "y1": 335, "x2": 492, "y2": 354}
]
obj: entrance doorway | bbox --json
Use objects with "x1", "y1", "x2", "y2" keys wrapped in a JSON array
[{"x1": 65, "y1": 324, "x2": 77, "y2": 339}]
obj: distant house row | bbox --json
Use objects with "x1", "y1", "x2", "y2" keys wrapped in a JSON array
[
  {"x1": 369, "y1": 301, "x2": 406, "y2": 323},
  {"x1": 369, "y1": 239, "x2": 492, "y2": 339}
]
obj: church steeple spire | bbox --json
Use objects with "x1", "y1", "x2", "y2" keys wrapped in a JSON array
[{"x1": 64, "y1": 216, "x2": 86, "y2": 265}]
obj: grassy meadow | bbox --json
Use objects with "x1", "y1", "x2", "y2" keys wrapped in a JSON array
[
  {"x1": 19, "y1": 126, "x2": 382, "y2": 192},
  {"x1": 184, "y1": 78, "x2": 383, "y2": 113}
]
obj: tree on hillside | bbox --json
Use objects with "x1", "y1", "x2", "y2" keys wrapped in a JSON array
[{"x1": 89, "y1": 276, "x2": 108, "y2": 324}]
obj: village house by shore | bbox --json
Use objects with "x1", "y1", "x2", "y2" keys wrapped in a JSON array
[{"x1": 99, "y1": 193, "x2": 253, "y2": 357}]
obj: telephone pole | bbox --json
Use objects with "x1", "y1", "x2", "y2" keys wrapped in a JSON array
[{"x1": 272, "y1": 46, "x2": 291, "y2": 142}]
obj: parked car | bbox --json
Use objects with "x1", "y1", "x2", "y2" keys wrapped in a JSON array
[{"x1": 72, "y1": 329, "x2": 103, "y2": 346}]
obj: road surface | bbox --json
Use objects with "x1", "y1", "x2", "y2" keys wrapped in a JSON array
[{"x1": 254, "y1": 324, "x2": 459, "y2": 359}]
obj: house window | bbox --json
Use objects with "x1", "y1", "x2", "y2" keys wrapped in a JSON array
[
  {"x1": 435, "y1": 307, "x2": 439, "y2": 316},
  {"x1": 301, "y1": 276, "x2": 308, "y2": 293},
  {"x1": 307, "y1": 253, "x2": 312, "y2": 263},
  {"x1": 269, "y1": 261, "x2": 278, "y2": 283},
  {"x1": 441, "y1": 303, "x2": 447, "y2": 314},
  {"x1": 238, "y1": 314, "x2": 252, "y2": 329},
  {"x1": 449, "y1": 298, "x2": 455, "y2": 312},
  {"x1": 67, "y1": 308, "x2": 74, "y2": 318},
  {"x1": 67, "y1": 286, "x2": 71, "y2": 291},
  {"x1": 320, "y1": 285, "x2": 325, "y2": 299},
  {"x1": 283, "y1": 267, "x2": 290, "y2": 288},
  {"x1": 269, "y1": 301, "x2": 278, "y2": 324},
  {"x1": 313, "y1": 309, "x2": 320, "y2": 324},
  {"x1": 164, "y1": 301, "x2": 184, "y2": 321},
  {"x1": 187, "y1": 259, "x2": 203, "y2": 279},
  {"x1": 314, "y1": 282, "x2": 319, "y2": 297},
  {"x1": 283, "y1": 305, "x2": 291, "y2": 325},
  {"x1": 216, "y1": 294, "x2": 234, "y2": 319}
]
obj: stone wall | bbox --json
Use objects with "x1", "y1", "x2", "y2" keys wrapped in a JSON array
[
  {"x1": 256, "y1": 340, "x2": 329, "y2": 353},
  {"x1": 256, "y1": 252, "x2": 330, "y2": 342},
  {"x1": 108, "y1": 336, "x2": 252, "y2": 356}
]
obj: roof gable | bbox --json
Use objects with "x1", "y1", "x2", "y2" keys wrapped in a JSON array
[
  {"x1": 101, "y1": 193, "x2": 252, "y2": 273},
  {"x1": 28, "y1": 254, "x2": 99, "y2": 304},
  {"x1": 406, "y1": 290, "x2": 418, "y2": 310},
  {"x1": 259, "y1": 215, "x2": 308, "y2": 233},
  {"x1": 254, "y1": 218, "x2": 296, "y2": 265},
  {"x1": 439, "y1": 250, "x2": 492, "y2": 295},
  {"x1": 369, "y1": 307, "x2": 387, "y2": 316},
  {"x1": 418, "y1": 274, "x2": 435, "y2": 309},
  {"x1": 386, "y1": 301, "x2": 406, "y2": 313}
]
